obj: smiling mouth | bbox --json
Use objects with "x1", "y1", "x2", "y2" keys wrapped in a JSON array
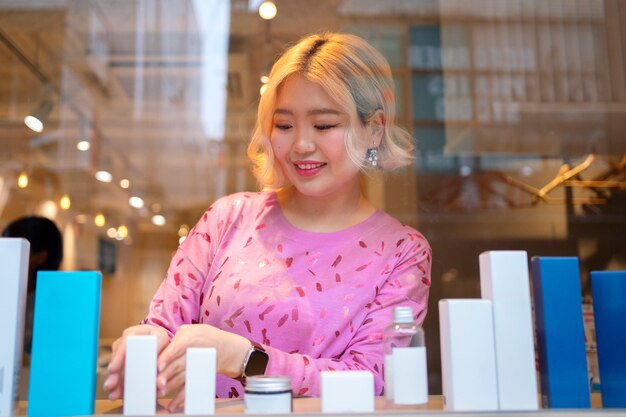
[{"x1": 295, "y1": 162, "x2": 326, "y2": 170}]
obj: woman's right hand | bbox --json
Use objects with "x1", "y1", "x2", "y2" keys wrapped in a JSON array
[{"x1": 103, "y1": 324, "x2": 170, "y2": 400}]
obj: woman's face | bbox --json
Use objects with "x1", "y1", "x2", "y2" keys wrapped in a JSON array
[{"x1": 270, "y1": 74, "x2": 367, "y2": 199}]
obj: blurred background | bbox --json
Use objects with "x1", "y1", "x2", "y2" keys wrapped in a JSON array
[{"x1": 1, "y1": 0, "x2": 625, "y2": 395}]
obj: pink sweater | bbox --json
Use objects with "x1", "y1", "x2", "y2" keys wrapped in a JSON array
[{"x1": 143, "y1": 191, "x2": 431, "y2": 398}]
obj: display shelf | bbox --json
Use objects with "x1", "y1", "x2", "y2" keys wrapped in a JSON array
[{"x1": 14, "y1": 394, "x2": 612, "y2": 416}]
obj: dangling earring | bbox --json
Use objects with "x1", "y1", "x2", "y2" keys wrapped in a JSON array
[{"x1": 366, "y1": 140, "x2": 379, "y2": 168}]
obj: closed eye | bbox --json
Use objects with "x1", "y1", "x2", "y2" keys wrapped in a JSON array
[
  {"x1": 315, "y1": 124, "x2": 339, "y2": 130},
  {"x1": 274, "y1": 124, "x2": 292, "y2": 130}
]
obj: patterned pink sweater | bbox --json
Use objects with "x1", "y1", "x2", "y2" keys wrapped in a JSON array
[{"x1": 143, "y1": 191, "x2": 431, "y2": 398}]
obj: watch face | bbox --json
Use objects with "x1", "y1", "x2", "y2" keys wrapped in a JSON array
[{"x1": 245, "y1": 348, "x2": 269, "y2": 376}]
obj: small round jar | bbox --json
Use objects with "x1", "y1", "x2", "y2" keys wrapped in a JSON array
[{"x1": 244, "y1": 376, "x2": 292, "y2": 414}]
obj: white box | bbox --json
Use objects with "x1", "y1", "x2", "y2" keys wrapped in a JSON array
[
  {"x1": 392, "y1": 347, "x2": 428, "y2": 404},
  {"x1": 480, "y1": 251, "x2": 539, "y2": 410},
  {"x1": 0, "y1": 238, "x2": 29, "y2": 417},
  {"x1": 123, "y1": 335, "x2": 157, "y2": 415},
  {"x1": 320, "y1": 371, "x2": 374, "y2": 413},
  {"x1": 185, "y1": 348, "x2": 216, "y2": 415},
  {"x1": 439, "y1": 299, "x2": 498, "y2": 411}
]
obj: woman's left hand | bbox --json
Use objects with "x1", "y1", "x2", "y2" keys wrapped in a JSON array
[{"x1": 156, "y1": 323, "x2": 252, "y2": 412}]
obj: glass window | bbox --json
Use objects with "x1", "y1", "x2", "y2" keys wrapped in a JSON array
[{"x1": 1, "y1": 0, "x2": 624, "y2": 396}]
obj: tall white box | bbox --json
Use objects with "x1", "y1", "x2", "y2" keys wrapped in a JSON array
[
  {"x1": 0, "y1": 238, "x2": 29, "y2": 417},
  {"x1": 123, "y1": 335, "x2": 157, "y2": 415},
  {"x1": 439, "y1": 299, "x2": 498, "y2": 411},
  {"x1": 480, "y1": 251, "x2": 538, "y2": 410},
  {"x1": 185, "y1": 348, "x2": 216, "y2": 415}
]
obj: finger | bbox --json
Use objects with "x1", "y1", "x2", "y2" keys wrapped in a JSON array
[
  {"x1": 161, "y1": 367, "x2": 186, "y2": 398},
  {"x1": 108, "y1": 383, "x2": 124, "y2": 401},
  {"x1": 157, "y1": 353, "x2": 185, "y2": 391},
  {"x1": 155, "y1": 331, "x2": 170, "y2": 354},
  {"x1": 168, "y1": 387, "x2": 186, "y2": 413},
  {"x1": 103, "y1": 372, "x2": 119, "y2": 392},
  {"x1": 157, "y1": 340, "x2": 185, "y2": 373},
  {"x1": 107, "y1": 338, "x2": 126, "y2": 373}
]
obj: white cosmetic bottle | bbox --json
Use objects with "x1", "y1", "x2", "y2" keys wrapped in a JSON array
[{"x1": 383, "y1": 306, "x2": 428, "y2": 405}]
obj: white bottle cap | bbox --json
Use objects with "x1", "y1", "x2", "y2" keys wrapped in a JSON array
[{"x1": 393, "y1": 306, "x2": 414, "y2": 323}]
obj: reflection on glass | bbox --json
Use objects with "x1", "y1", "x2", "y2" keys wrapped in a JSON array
[{"x1": 1, "y1": 0, "x2": 625, "y2": 398}]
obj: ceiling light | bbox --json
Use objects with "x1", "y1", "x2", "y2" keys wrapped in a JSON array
[
  {"x1": 60, "y1": 194, "x2": 71, "y2": 210},
  {"x1": 24, "y1": 99, "x2": 54, "y2": 133},
  {"x1": 38, "y1": 200, "x2": 58, "y2": 219},
  {"x1": 95, "y1": 170, "x2": 113, "y2": 183},
  {"x1": 260, "y1": 75, "x2": 269, "y2": 84},
  {"x1": 260, "y1": 84, "x2": 268, "y2": 95},
  {"x1": 152, "y1": 214, "x2": 166, "y2": 226},
  {"x1": 129, "y1": 196, "x2": 144, "y2": 208},
  {"x1": 106, "y1": 227, "x2": 117, "y2": 238},
  {"x1": 94, "y1": 213, "x2": 106, "y2": 227},
  {"x1": 17, "y1": 171, "x2": 29, "y2": 188},
  {"x1": 76, "y1": 214, "x2": 87, "y2": 224},
  {"x1": 258, "y1": 1, "x2": 277, "y2": 19},
  {"x1": 120, "y1": 178, "x2": 130, "y2": 189},
  {"x1": 77, "y1": 141, "x2": 90, "y2": 151},
  {"x1": 117, "y1": 225, "x2": 128, "y2": 239}
]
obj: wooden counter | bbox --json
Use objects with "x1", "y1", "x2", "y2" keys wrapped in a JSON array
[{"x1": 17, "y1": 394, "x2": 615, "y2": 416}]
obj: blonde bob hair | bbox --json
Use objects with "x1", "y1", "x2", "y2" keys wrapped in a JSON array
[{"x1": 247, "y1": 32, "x2": 414, "y2": 189}]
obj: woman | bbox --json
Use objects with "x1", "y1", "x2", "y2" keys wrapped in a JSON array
[{"x1": 105, "y1": 32, "x2": 431, "y2": 411}]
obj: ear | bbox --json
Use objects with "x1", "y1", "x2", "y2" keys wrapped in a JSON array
[{"x1": 368, "y1": 110, "x2": 385, "y2": 147}]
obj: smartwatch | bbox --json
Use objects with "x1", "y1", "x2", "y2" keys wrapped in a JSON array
[{"x1": 242, "y1": 341, "x2": 269, "y2": 378}]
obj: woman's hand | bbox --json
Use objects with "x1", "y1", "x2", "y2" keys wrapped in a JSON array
[
  {"x1": 103, "y1": 324, "x2": 170, "y2": 400},
  {"x1": 157, "y1": 324, "x2": 252, "y2": 412}
]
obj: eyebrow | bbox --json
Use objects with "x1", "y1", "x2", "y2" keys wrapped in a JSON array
[{"x1": 274, "y1": 108, "x2": 342, "y2": 116}]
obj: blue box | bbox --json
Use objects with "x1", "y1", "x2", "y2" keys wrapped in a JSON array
[
  {"x1": 531, "y1": 257, "x2": 590, "y2": 408},
  {"x1": 28, "y1": 271, "x2": 102, "y2": 417},
  {"x1": 591, "y1": 270, "x2": 626, "y2": 408}
]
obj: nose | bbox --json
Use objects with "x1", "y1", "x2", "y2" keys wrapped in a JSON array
[{"x1": 293, "y1": 128, "x2": 316, "y2": 154}]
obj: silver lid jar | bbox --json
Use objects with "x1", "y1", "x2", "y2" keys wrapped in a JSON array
[{"x1": 244, "y1": 376, "x2": 292, "y2": 414}]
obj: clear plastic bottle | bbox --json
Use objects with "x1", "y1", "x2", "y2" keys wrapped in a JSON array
[{"x1": 383, "y1": 306, "x2": 425, "y2": 401}]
